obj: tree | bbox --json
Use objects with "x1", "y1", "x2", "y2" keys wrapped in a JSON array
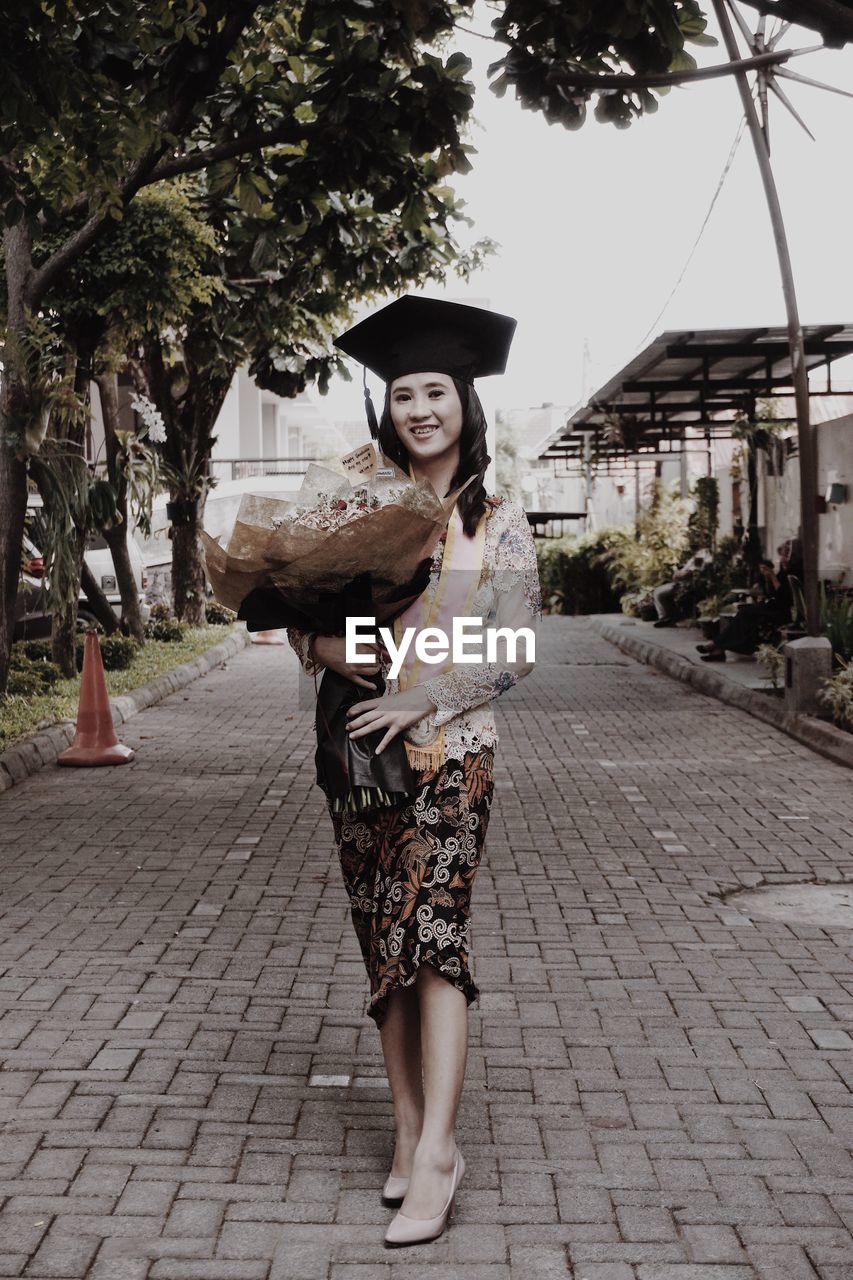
[
  {"x1": 39, "y1": 185, "x2": 223, "y2": 642},
  {"x1": 494, "y1": 411, "x2": 525, "y2": 504},
  {"x1": 123, "y1": 9, "x2": 482, "y2": 622},
  {"x1": 0, "y1": 0, "x2": 476, "y2": 688}
]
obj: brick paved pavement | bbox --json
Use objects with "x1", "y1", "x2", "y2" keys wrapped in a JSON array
[{"x1": 1, "y1": 616, "x2": 852, "y2": 1280}]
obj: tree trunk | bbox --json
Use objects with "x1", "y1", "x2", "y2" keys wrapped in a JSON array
[
  {"x1": 136, "y1": 333, "x2": 233, "y2": 625},
  {"x1": 0, "y1": 225, "x2": 34, "y2": 693},
  {"x1": 95, "y1": 373, "x2": 145, "y2": 640},
  {"x1": 80, "y1": 561, "x2": 120, "y2": 633},
  {"x1": 712, "y1": 0, "x2": 820, "y2": 635},
  {"x1": 103, "y1": 522, "x2": 144, "y2": 639},
  {"x1": 46, "y1": 524, "x2": 84, "y2": 679},
  {"x1": 0, "y1": 445, "x2": 28, "y2": 690},
  {"x1": 171, "y1": 507, "x2": 207, "y2": 624},
  {"x1": 745, "y1": 437, "x2": 762, "y2": 580}
]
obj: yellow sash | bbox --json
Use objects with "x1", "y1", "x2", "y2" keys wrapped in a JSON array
[{"x1": 393, "y1": 500, "x2": 486, "y2": 771}]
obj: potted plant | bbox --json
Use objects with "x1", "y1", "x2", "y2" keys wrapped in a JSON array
[
  {"x1": 756, "y1": 642, "x2": 785, "y2": 696},
  {"x1": 696, "y1": 595, "x2": 724, "y2": 639},
  {"x1": 165, "y1": 497, "x2": 200, "y2": 525}
]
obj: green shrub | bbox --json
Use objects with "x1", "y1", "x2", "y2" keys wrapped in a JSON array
[
  {"x1": 148, "y1": 602, "x2": 174, "y2": 623},
  {"x1": 100, "y1": 635, "x2": 139, "y2": 670},
  {"x1": 756, "y1": 642, "x2": 786, "y2": 691},
  {"x1": 74, "y1": 633, "x2": 139, "y2": 672},
  {"x1": 8, "y1": 646, "x2": 62, "y2": 692},
  {"x1": 205, "y1": 602, "x2": 235, "y2": 625},
  {"x1": 689, "y1": 476, "x2": 720, "y2": 551},
  {"x1": 820, "y1": 583, "x2": 853, "y2": 664},
  {"x1": 600, "y1": 482, "x2": 692, "y2": 599},
  {"x1": 537, "y1": 528, "x2": 627, "y2": 615},
  {"x1": 671, "y1": 535, "x2": 748, "y2": 620},
  {"x1": 19, "y1": 639, "x2": 54, "y2": 663},
  {"x1": 145, "y1": 616, "x2": 186, "y2": 643},
  {"x1": 7, "y1": 668, "x2": 43, "y2": 697},
  {"x1": 819, "y1": 659, "x2": 853, "y2": 731}
]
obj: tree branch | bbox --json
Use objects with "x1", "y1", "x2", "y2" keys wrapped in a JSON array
[
  {"x1": 147, "y1": 118, "x2": 317, "y2": 181},
  {"x1": 26, "y1": 2, "x2": 261, "y2": 309},
  {"x1": 531, "y1": 44, "x2": 816, "y2": 91}
]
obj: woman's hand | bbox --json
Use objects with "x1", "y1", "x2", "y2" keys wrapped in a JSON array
[
  {"x1": 311, "y1": 634, "x2": 388, "y2": 690},
  {"x1": 346, "y1": 686, "x2": 438, "y2": 756}
]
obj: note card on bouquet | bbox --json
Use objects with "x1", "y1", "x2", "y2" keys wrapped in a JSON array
[{"x1": 341, "y1": 442, "x2": 377, "y2": 478}]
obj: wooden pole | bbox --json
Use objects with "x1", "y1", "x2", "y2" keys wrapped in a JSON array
[{"x1": 712, "y1": 0, "x2": 820, "y2": 635}]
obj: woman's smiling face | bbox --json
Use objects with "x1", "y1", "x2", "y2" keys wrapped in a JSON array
[{"x1": 389, "y1": 371, "x2": 463, "y2": 465}]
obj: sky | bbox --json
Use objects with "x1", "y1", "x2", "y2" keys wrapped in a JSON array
[{"x1": 318, "y1": 1, "x2": 853, "y2": 421}]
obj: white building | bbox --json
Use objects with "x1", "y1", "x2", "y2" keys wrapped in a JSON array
[{"x1": 209, "y1": 368, "x2": 352, "y2": 483}]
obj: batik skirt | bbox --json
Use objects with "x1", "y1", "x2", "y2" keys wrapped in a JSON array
[{"x1": 330, "y1": 747, "x2": 494, "y2": 1027}]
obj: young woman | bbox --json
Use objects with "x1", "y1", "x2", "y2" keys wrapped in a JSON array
[{"x1": 288, "y1": 297, "x2": 541, "y2": 1248}]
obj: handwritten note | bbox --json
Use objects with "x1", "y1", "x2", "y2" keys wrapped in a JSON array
[{"x1": 341, "y1": 443, "x2": 378, "y2": 478}]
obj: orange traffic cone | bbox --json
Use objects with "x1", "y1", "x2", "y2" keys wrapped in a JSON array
[{"x1": 57, "y1": 631, "x2": 135, "y2": 767}]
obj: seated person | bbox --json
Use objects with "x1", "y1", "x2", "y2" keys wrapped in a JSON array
[
  {"x1": 696, "y1": 540, "x2": 801, "y2": 661},
  {"x1": 652, "y1": 547, "x2": 712, "y2": 627}
]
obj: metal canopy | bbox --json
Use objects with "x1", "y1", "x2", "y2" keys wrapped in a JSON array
[{"x1": 539, "y1": 324, "x2": 853, "y2": 465}]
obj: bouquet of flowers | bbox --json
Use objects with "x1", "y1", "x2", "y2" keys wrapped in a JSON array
[{"x1": 200, "y1": 461, "x2": 473, "y2": 811}]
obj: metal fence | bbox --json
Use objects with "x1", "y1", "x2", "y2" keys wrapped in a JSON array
[{"x1": 208, "y1": 457, "x2": 319, "y2": 482}]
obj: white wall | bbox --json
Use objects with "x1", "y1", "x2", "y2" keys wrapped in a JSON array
[
  {"x1": 818, "y1": 415, "x2": 853, "y2": 579},
  {"x1": 212, "y1": 377, "x2": 241, "y2": 458},
  {"x1": 713, "y1": 414, "x2": 853, "y2": 583},
  {"x1": 236, "y1": 367, "x2": 262, "y2": 458}
]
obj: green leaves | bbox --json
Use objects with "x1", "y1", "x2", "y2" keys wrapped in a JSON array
[
  {"x1": 487, "y1": 0, "x2": 719, "y2": 129},
  {"x1": 36, "y1": 183, "x2": 224, "y2": 351}
]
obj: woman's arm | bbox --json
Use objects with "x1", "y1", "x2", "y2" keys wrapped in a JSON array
[
  {"x1": 286, "y1": 627, "x2": 324, "y2": 677},
  {"x1": 421, "y1": 575, "x2": 539, "y2": 726},
  {"x1": 287, "y1": 628, "x2": 386, "y2": 688},
  {"x1": 345, "y1": 502, "x2": 542, "y2": 754},
  {"x1": 422, "y1": 502, "x2": 542, "y2": 726}
]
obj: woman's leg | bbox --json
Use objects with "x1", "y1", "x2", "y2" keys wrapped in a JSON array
[
  {"x1": 398, "y1": 964, "x2": 468, "y2": 1218},
  {"x1": 718, "y1": 605, "x2": 778, "y2": 655},
  {"x1": 709, "y1": 605, "x2": 759, "y2": 655},
  {"x1": 379, "y1": 986, "x2": 425, "y2": 1177},
  {"x1": 653, "y1": 582, "x2": 676, "y2": 620}
]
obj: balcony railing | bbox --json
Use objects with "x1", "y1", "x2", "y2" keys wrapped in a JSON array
[{"x1": 209, "y1": 457, "x2": 319, "y2": 482}]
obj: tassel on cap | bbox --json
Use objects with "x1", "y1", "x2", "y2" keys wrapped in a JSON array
[{"x1": 363, "y1": 367, "x2": 379, "y2": 440}]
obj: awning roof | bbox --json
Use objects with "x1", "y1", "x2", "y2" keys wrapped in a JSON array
[{"x1": 539, "y1": 324, "x2": 853, "y2": 464}]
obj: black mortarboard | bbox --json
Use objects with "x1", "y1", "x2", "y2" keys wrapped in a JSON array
[{"x1": 334, "y1": 296, "x2": 517, "y2": 437}]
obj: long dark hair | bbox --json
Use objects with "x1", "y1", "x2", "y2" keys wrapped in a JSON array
[{"x1": 377, "y1": 375, "x2": 490, "y2": 536}]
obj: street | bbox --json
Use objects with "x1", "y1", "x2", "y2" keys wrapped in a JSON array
[{"x1": 1, "y1": 616, "x2": 852, "y2": 1280}]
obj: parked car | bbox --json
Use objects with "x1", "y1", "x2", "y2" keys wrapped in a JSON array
[
  {"x1": 13, "y1": 534, "x2": 52, "y2": 641},
  {"x1": 23, "y1": 496, "x2": 151, "y2": 630},
  {"x1": 84, "y1": 530, "x2": 151, "y2": 624}
]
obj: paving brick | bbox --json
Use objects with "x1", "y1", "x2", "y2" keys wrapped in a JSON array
[
  {"x1": 149, "y1": 1265, "x2": 268, "y2": 1280},
  {"x1": 27, "y1": 1227, "x2": 101, "y2": 1277},
  {"x1": 507, "y1": 1244, "x2": 570, "y2": 1278},
  {"x1": 164, "y1": 1199, "x2": 226, "y2": 1238}
]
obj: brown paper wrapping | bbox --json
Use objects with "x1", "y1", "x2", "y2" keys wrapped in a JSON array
[{"x1": 200, "y1": 461, "x2": 475, "y2": 618}]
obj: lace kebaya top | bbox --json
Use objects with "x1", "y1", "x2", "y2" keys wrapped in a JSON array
[{"x1": 287, "y1": 495, "x2": 542, "y2": 763}]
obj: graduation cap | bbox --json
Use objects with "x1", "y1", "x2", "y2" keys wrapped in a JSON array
[{"x1": 334, "y1": 295, "x2": 517, "y2": 437}]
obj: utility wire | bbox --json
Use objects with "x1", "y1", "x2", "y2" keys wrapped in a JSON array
[{"x1": 635, "y1": 111, "x2": 748, "y2": 349}]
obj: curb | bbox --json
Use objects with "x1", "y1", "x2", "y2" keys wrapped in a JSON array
[
  {"x1": 593, "y1": 617, "x2": 853, "y2": 772},
  {"x1": 0, "y1": 627, "x2": 252, "y2": 795}
]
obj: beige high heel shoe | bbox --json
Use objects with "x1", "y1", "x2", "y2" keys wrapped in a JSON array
[
  {"x1": 383, "y1": 1151, "x2": 465, "y2": 1248},
  {"x1": 381, "y1": 1174, "x2": 409, "y2": 1207}
]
